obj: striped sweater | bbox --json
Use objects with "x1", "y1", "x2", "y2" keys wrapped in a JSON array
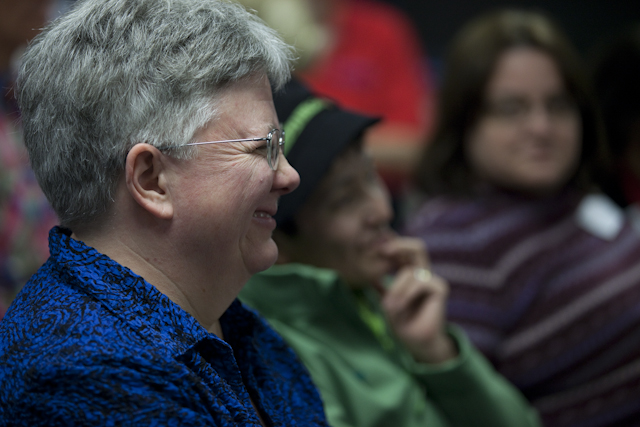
[{"x1": 404, "y1": 189, "x2": 640, "y2": 427}]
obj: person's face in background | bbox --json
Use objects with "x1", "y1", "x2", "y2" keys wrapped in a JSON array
[
  {"x1": 465, "y1": 47, "x2": 582, "y2": 195},
  {"x1": 287, "y1": 146, "x2": 395, "y2": 287}
]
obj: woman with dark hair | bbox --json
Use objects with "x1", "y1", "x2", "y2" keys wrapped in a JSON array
[
  {"x1": 414, "y1": 10, "x2": 610, "y2": 197},
  {"x1": 405, "y1": 10, "x2": 640, "y2": 426}
]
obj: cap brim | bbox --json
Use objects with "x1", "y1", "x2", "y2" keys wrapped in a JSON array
[{"x1": 274, "y1": 106, "x2": 379, "y2": 225}]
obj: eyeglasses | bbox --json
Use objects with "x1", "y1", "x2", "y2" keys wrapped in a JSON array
[
  {"x1": 160, "y1": 128, "x2": 285, "y2": 171},
  {"x1": 483, "y1": 95, "x2": 578, "y2": 125}
]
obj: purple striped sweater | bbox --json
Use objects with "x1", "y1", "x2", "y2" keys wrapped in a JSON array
[{"x1": 405, "y1": 189, "x2": 640, "y2": 426}]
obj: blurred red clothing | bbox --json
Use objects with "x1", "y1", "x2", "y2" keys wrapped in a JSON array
[{"x1": 297, "y1": 0, "x2": 434, "y2": 139}]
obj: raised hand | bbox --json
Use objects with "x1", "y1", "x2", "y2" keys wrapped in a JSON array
[{"x1": 376, "y1": 237, "x2": 458, "y2": 364}]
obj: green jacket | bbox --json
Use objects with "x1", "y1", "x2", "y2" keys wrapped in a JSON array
[{"x1": 240, "y1": 263, "x2": 540, "y2": 427}]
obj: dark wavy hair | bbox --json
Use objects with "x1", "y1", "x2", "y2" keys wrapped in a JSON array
[{"x1": 414, "y1": 9, "x2": 611, "y2": 196}]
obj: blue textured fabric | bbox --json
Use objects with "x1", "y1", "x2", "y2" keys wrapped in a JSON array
[{"x1": 0, "y1": 227, "x2": 328, "y2": 426}]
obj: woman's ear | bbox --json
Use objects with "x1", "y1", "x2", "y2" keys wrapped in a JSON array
[{"x1": 125, "y1": 143, "x2": 174, "y2": 220}]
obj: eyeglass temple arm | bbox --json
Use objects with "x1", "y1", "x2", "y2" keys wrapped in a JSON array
[{"x1": 186, "y1": 137, "x2": 265, "y2": 146}]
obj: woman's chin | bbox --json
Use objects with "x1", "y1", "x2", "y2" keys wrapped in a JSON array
[
  {"x1": 245, "y1": 242, "x2": 280, "y2": 275},
  {"x1": 344, "y1": 263, "x2": 393, "y2": 289}
]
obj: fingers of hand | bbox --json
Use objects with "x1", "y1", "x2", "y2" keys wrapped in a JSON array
[
  {"x1": 413, "y1": 268, "x2": 432, "y2": 282},
  {"x1": 381, "y1": 268, "x2": 455, "y2": 363},
  {"x1": 380, "y1": 237, "x2": 430, "y2": 270},
  {"x1": 382, "y1": 268, "x2": 447, "y2": 325}
]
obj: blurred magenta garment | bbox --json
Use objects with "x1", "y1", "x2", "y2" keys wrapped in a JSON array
[
  {"x1": 404, "y1": 188, "x2": 640, "y2": 426},
  {"x1": 0, "y1": 84, "x2": 57, "y2": 319}
]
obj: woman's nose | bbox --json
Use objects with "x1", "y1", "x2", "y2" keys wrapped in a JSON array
[
  {"x1": 273, "y1": 154, "x2": 300, "y2": 195},
  {"x1": 524, "y1": 105, "x2": 554, "y2": 136},
  {"x1": 364, "y1": 184, "x2": 393, "y2": 226}
]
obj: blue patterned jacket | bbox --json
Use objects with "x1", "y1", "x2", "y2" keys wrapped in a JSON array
[{"x1": 0, "y1": 227, "x2": 328, "y2": 426}]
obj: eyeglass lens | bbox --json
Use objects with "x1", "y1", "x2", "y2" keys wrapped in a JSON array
[{"x1": 268, "y1": 129, "x2": 284, "y2": 170}]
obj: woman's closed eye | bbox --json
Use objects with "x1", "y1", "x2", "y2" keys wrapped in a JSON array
[
  {"x1": 254, "y1": 141, "x2": 269, "y2": 156},
  {"x1": 486, "y1": 98, "x2": 528, "y2": 118},
  {"x1": 327, "y1": 193, "x2": 362, "y2": 211}
]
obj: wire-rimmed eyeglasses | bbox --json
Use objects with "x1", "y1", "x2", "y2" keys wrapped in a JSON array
[{"x1": 160, "y1": 128, "x2": 285, "y2": 171}]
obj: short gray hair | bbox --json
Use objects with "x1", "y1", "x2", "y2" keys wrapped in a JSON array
[{"x1": 16, "y1": 0, "x2": 294, "y2": 229}]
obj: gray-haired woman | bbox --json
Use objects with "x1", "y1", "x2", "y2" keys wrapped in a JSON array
[{"x1": 0, "y1": 1, "x2": 328, "y2": 425}]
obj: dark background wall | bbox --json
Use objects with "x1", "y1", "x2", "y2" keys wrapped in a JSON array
[{"x1": 381, "y1": 0, "x2": 640, "y2": 80}]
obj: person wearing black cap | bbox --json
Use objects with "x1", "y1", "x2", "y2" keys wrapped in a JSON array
[{"x1": 240, "y1": 79, "x2": 540, "y2": 427}]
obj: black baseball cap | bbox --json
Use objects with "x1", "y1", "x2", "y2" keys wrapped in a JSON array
[{"x1": 274, "y1": 79, "x2": 380, "y2": 229}]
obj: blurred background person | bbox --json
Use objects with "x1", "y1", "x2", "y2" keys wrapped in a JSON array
[
  {"x1": 592, "y1": 25, "x2": 640, "y2": 212},
  {"x1": 0, "y1": 0, "x2": 60, "y2": 318},
  {"x1": 241, "y1": 79, "x2": 541, "y2": 427},
  {"x1": 404, "y1": 10, "x2": 640, "y2": 426},
  {"x1": 237, "y1": 0, "x2": 436, "y2": 227}
]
